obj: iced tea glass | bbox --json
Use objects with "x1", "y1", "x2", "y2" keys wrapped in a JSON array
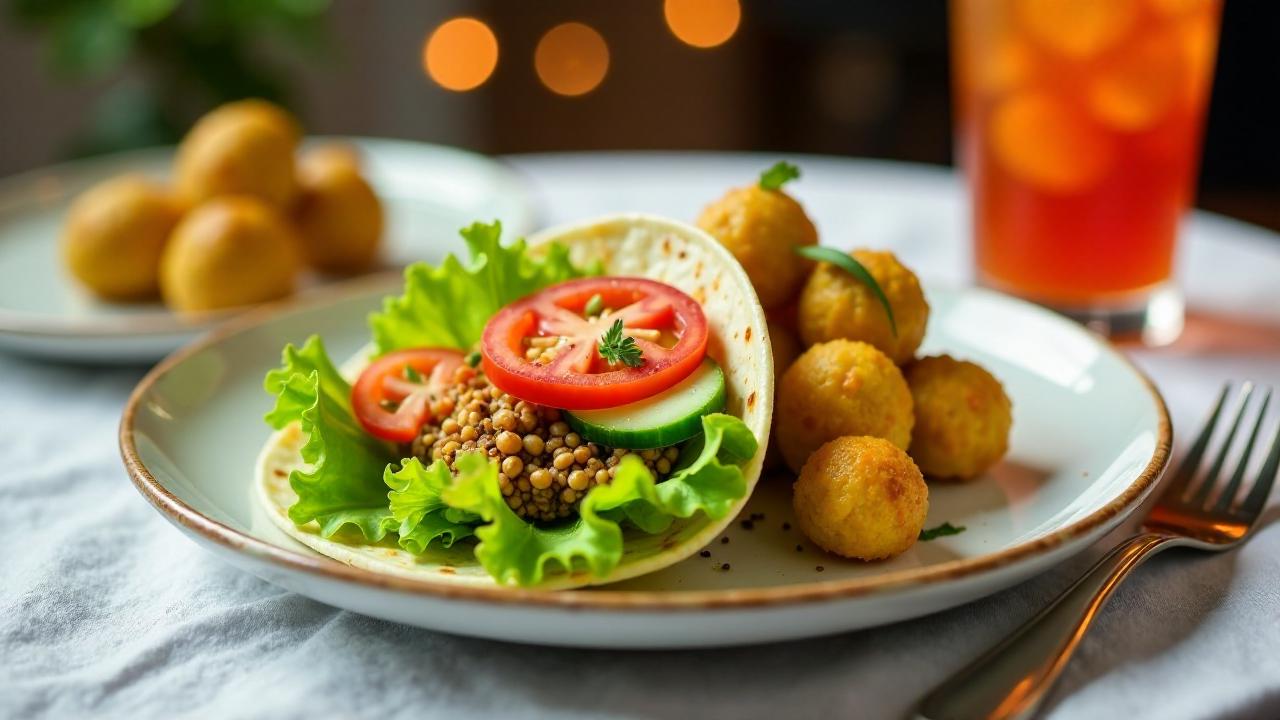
[{"x1": 951, "y1": 0, "x2": 1221, "y2": 344}]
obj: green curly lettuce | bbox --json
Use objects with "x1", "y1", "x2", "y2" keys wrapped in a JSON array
[
  {"x1": 369, "y1": 220, "x2": 593, "y2": 354},
  {"x1": 263, "y1": 222, "x2": 759, "y2": 588},
  {"x1": 263, "y1": 336, "x2": 397, "y2": 541},
  {"x1": 441, "y1": 414, "x2": 757, "y2": 586},
  {"x1": 385, "y1": 458, "x2": 478, "y2": 554}
]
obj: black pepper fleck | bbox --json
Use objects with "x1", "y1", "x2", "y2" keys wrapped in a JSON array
[
  {"x1": 739, "y1": 520, "x2": 754, "y2": 530},
  {"x1": 699, "y1": 550, "x2": 711, "y2": 558},
  {"x1": 782, "y1": 522, "x2": 791, "y2": 531},
  {"x1": 720, "y1": 563, "x2": 731, "y2": 571},
  {"x1": 750, "y1": 512, "x2": 765, "y2": 521},
  {"x1": 795, "y1": 544, "x2": 804, "y2": 552},
  {"x1": 816, "y1": 566, "x2": 825, "y2": 572},
  {"x1": 720, "y1": 536, "x2": 730, "y2": 545}
]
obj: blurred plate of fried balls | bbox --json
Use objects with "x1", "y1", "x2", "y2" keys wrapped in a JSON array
[
  {"x1": 697, "y1": 167, "x2": 1013, "y2": 564},
  {"x1": 60, "y1": 100, "x2": 383, "y2": 314}
]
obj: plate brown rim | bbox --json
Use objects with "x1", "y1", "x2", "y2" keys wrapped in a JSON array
[{"x1": 119, "y1": 284, "x2": 1172, "y2": 611}]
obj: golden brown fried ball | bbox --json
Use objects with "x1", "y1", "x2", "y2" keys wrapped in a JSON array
[
  {"x1": 160, "y1": 196, "x2": 300, "y2": 312},
  {"x1": 192, "y1": 99, "x2": 301, "y2": 145},
  {"x1": 175, "y1": 100, "x2": 299, "y2": 208},
  {"x1": 798, "y1": 249, "x2": 929, "y2": 365},
  {"x1": 60, "y1": 175, "x2": 183, "y2": 301},
  {"x1": 905, "y1": 355, "x2": 1012, "y2": 480},
  {"x1": 299, "y1": 143, "x2": 362, "y2": 176},
  {"x1": 292, "y1": 154, "x2": 383, "y2": 274},
  {"x1": 696, "y1": 184, "x2": 817, "y2": 309},
  {"x1": 793, "y1": 436, "x2": 929, "y2": 560},
  {"x1": 763, "y1": 320, "x2": 802, "y2": 472},
  {"x1": 776, "y1": 339, "x2": 914, "y2": 473}
]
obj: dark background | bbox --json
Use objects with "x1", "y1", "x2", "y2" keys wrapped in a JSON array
[{"x1": 2, "y1": 0, "x2": 1276, "y2": 231}]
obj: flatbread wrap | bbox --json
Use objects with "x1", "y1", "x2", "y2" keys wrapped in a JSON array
[{"x1": 256, "y1": 213, "x2": 773, "y2": 589}]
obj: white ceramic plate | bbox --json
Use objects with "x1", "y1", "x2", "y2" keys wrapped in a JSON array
[
  {"x1": 0, "y1": 138, "x2": 537, "y2": 363},
  {"x1": 120, "y1": 283, "x2": 1169, "y2": 649}
]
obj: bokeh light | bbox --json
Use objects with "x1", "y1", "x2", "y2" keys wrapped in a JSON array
[
  {"x1": 534, "y1": 22, "x2": 610, "y2": 97},
  {"x1": 664, "y1": 0, "x2": 741, "y2": 49},
  {"x1": 423, "y1": 17, "x2": 499, "y2": 92}
]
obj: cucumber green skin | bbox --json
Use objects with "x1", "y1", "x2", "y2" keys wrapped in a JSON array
[{"x1": 564, "y1": 361, "x2": 726, "y2": 449}]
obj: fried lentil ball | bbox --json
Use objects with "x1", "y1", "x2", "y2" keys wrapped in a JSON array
[
  {"x1": 60, "y1": 175, "x2": 183, "y2": 301},
  {"x1": 696, "y1": 184, "x2": 818, "y2": 309},
  {"x1": 776, "y1": 340, "x2": 914, "y2": 473},
  {"x1": 160, "y1": 196, "x2": 299, "y2": 312},
  {"x1": 175, "y1": 100, "x2": 299, "y2": 207},
  {"x1": 299, "y1": 143, "x2": 362, "y2": 176},
  {"x1": 793, "y1": 436, "x2": 928, "y2": 560},
  {"x1": 410, "y1": 368, "x2": 678, "y2": 523},
  {"x1": 798, "y1": 249, "x2": 929, "y2": 365},
  {"x1": 191, "y1": 99, "x2": 301, "y2": 144},
  {"x1": 763, "y1": 319, "x2": 801, "y2": 472},
  {"x1": 292, "y1": 154, "x2": 383, "y2": 274},
  {"x1": 905, "y1": 355, "x2": 1012, "y2": 480}
]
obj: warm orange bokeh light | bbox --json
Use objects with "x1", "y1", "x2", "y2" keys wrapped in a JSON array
[
  {"x1": 423, "y1": 17, "x2": 498, "y2": 92},
  {"x1": 664, "y1": 0, "x2": 741, "y2": 48},
  {"x1": 534, "y1": 22, "x2": 609, "y2": 97}
]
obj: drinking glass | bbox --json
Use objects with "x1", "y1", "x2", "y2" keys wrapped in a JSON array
[{"x1": 951, "y1": 0, "x2": 1222, "y2": 344}]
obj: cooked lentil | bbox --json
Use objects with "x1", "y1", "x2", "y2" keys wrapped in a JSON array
[{"x1": 408, "y1": 365, "x2": 678, "y2": 523}]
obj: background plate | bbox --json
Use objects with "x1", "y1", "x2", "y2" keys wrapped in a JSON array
[
  {"x1": 0, "y1": 138, "x2": 538, "y2": 362},
  {"x1": 120, "y1": 281, "x2": 1169, "y2": 648}
]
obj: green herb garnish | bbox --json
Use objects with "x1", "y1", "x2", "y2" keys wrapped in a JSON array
[
  {"x1": 759, "y1": 161, "x2": 800, "y2": 191},
  {"x1": 402, "y1": 365, "x2": 423, "y2": 383},
  {"x1": 598, "y1": 318, "x2": 643, "y2": 368},
  {"x1": 584, "y1": 293, "x2": 604, "y2": 318},
  {"x1": 919, "y1": 522, "x2": 966, "y2": 541},
  {"x1": 794, "y1": 245, "x2": 898, "y2": 337},
  {"x1": 464, "y1": 350, "x2": 481, "y2": 367}
]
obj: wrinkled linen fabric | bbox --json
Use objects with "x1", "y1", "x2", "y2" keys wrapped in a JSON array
[{"x1": 4, "y1": 155, "x2": 1280, "y2": 720}]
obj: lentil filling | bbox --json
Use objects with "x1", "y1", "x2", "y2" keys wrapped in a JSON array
[{"x1": 407, "y1": 365, "x2": 679, "y2": 523}]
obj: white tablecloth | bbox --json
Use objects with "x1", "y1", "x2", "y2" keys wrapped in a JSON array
[{"x1": 4, "y1": 153, "x2": 1279, "y2": 720}]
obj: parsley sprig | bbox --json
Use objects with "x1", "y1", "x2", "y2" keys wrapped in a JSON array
[
  {"x1": 759, "y1": 161, "x2": 800, "y2": 191},
  {"x1": 598, "y1": 318, "x2": 644, "y2": 368},
  {"x1": 918, "y1": 522, "x2": 966, "y2": 541}
]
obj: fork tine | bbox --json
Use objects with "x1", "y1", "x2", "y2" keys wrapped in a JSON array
[
  {"x1": 1164, "y1": 383, "x2": 1231, "y2": 500},
  {"x1": 1237, "y1": 407, "x2": 1280, "y2": 519},
  {"x1": 1190, "y1": 383, "x2": 1255, "y2": 507},
  {"x1": 1215, "y1": 389, "x2": 1271, "y2": 512}
]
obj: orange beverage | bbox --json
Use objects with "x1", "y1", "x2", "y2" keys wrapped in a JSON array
[{"x1": 951, "y1": 0, "x2": 1221, "y2": 341}]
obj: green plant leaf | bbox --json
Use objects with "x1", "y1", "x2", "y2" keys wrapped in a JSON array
[
  {"x1": 385, "y1": 458, "x2": 478, "y2": 554},
  {"x1": 440, "y1": 413, "x2": 757, "y2": 586},
  {"x1": 112, "y1": 0, "x2": 179, "y2": 28},
  {"x1": 369, "y1": 220, "x2": 596, "y2": 354},
  {"x1": 758, "y1": 161, "x2": 800, "y2": 191},
  {"x1": 794, "y1": 245, "x2": 898, "y2": 337},
  {"x1": 263, "y1": 335, "x2": 397, "y2": 541},
  {"x1": 49, "y1": 4, "x2": 132, "y2": 78},
  {"x1": 919, "y1": 522, "x2": 966, "y2": 541}
]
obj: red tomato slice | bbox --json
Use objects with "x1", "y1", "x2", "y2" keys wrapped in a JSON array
[
  {"x1": 481, "y1": 277, "x2": 708, "y2": 410},
  {"x1": 352, "y1": 348, "x2": 467, "y2": 442}
]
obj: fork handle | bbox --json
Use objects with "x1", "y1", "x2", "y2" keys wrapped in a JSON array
[{"x1": 915, "y1": 532, "x2": 1178, "y2": 720}]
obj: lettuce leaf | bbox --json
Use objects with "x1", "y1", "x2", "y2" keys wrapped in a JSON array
[
  {"x1": 263, "y1": 224, "x2": 760, "y2": 587},
  {"x1": 369, "y1": 220, "x2": 592, "y2": 354},
  {"x1": 263, "y1": 336, "x2": 397, "y2": 541},
  {"x1": 385, "y1": 458, "x2": 478, "y2": 554},
  {"x1": 440, "y1": 413, "x2": 758, "y2": 586}
]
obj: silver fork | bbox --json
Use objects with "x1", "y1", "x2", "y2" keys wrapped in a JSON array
[{"x1": 916, "y1": 383, "x2": 1280, "y2": 720}]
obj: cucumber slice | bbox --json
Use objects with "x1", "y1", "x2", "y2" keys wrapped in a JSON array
[{"x1": 565, "y1": 359, "x2": 726, "y2": 449}]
